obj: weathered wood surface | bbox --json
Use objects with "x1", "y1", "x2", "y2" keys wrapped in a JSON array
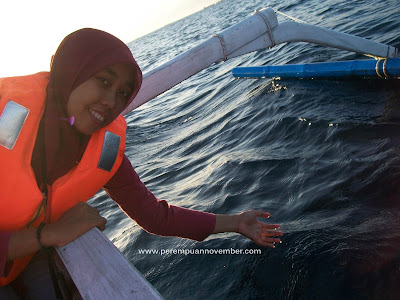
[{"x1": 56, "y1": 228, "x2": 163, "y2": 300}]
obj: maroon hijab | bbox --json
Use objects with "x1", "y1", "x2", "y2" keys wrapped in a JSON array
[{"x1": 32, "y1": 28, "x2": 142, "y2": 185}]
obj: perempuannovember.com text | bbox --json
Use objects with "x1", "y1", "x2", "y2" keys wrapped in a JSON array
[{"x1": 138, "y1": 248, "x2": 262, "y2": 256}]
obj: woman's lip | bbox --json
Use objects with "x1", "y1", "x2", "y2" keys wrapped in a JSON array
[{"x1": 88, "y1": 108, "x2": 106, "y2": 124}]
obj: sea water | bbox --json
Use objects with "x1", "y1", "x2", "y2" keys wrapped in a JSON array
[{"x1": 89, "y1": 0, "x2": 400, "y2": 299}]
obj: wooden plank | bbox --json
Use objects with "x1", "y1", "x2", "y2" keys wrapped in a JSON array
[{"x1": 56, "y1": 228, "x2": 163, "y2": 300}]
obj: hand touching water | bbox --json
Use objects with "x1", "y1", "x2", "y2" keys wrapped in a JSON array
[
  {"x1": 214, "y1": 210, "x2": 283, "y2": 247},
  {"x1": 237, "y1": 210, "x2": 282, "y2": 248}
]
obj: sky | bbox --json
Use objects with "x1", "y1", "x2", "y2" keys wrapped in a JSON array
[{"x1": 1, "y1": 0, "x2": 219, "y2": 78}]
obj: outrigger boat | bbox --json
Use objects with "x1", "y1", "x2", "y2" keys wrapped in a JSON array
[
  {"x1": 122, "y1": 7, "x2": 399, "y2": 114},
  {"x1": 54, "y1": 7, "x2": 399, "y2": 299}
]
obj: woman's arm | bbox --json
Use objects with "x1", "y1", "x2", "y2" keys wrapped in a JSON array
[
  {"x1": 105, "y1": 155, "x2": 283, "y2": 245},
  {"x1": 105, "y1": 156, "x2": 215, "y2": 241},
  {"x1": 5, "y1": 202, "x2": 106, "y2": 261}
]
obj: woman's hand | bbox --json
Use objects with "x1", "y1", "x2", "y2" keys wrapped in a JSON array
[
  {"x1": 214, "y1": 210, "x2": 283, "y2": 248},
  {"x1": 42, "y1": 202, "x2": 107, "y2": 248},
  {"x1": 237, "y1": 210, "x2": 282, "y2": 248}
]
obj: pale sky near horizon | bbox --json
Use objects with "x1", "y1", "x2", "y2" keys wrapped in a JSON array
[{"x1": 1, "y1": 0, "x2": 219, "y2": 77}]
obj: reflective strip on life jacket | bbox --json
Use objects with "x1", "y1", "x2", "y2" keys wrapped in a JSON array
[{"x1": 0, "y1": 100, "x2": 30, "y2": 150}]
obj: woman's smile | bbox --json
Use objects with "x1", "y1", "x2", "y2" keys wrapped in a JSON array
[{"x1": 88, "y1": 108, "x2": 106, "y2": 124}]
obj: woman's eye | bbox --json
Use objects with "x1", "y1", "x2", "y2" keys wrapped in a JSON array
[
  {"x1": 98, "y1": 77, "x2": 109, "y2": 85},
  {"x1": 119, "y1": 90, "x2": 130, "y2": 99}
]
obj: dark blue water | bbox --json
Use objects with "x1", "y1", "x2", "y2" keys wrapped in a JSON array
[{"x1": 90, "y1": 0, "x2": 400, "y2": 299}]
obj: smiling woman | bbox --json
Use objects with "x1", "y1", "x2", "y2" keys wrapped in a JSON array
[
  {"x1": 0, "y1": 27, "x2": 282, "y2": 298},
  {"x1": 0, "y1": 28, "x2": 145, "y2": 296}
]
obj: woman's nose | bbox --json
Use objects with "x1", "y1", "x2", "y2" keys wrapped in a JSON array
[{"x1": 101, "y1": 91, "x2": 117, "y2": 109}]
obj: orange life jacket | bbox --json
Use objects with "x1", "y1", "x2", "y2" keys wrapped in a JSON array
[{"x1": 0, "y1": 72, "x2": 126, "y2": 285}]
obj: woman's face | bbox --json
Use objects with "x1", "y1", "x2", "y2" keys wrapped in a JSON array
[{"x1": 67, "y1": 63, "x2": 136, "y2": 135}]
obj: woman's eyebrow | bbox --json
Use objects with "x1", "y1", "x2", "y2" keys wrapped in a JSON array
[{"x1": 105, "y1": 67, "x2": 119, "y2": 79}]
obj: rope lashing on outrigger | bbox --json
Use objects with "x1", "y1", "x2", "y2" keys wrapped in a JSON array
[
  {"x1": 253, "y1": 9, "x2": 276, "y2": 47},
  {"x1": 212, "y1": 34, "x2": 228, "y2": 62}
]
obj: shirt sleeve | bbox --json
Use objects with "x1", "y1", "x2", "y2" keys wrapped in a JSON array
[
  {"x1": 0, "y1": 231, "x2": 11, "y2": 277},
  {"x1": 104, "y1": 155, "x2": 216, "y2": 241}
]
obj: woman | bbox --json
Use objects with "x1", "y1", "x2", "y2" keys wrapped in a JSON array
[{"x1": 0, "y1": 28, "x2": 283, "y2": 298}]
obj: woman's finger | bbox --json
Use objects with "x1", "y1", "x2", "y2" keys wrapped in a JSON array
[
  {"x1": 253, "y1": 210, "x2": 270, "y2": 219},
  {"x1": 96, "y1": 217, "x2": 107, "y2": 231},
  {"x1": 260, "y1": 236, "x2": 282, "y2": 243},
  {"x1": 262, "y1": 230, "x2": 283, "y2": 237},
  {"x1": 261, "y1": 223, "x2": 281, "y2": 230},
  {"x1": 83, "y1": 203, "x2": 100, "y2": 214}
]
